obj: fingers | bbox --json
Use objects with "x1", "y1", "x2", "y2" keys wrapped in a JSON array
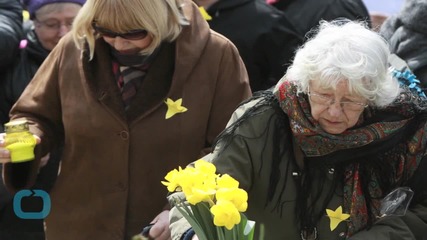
[
  {"x1": 0, "y1": 149, "x2": 11, "y2": 163},
  {"x1": 0, "y1": 158, "x2": 11, "y2": 164},
  {"x1": 0, "y1": 133, "x2": 6, "y2": 147},
  {"x1": 149, "y1": 222, "x2": 170, "y2": 240},
  {"x1": 147, "y1": 210, "x2": 171, "y2": 240},
  {"x1": 33, "y1": 135, "x2": 41, "y2": 144},
  {"x1": 39, "y1": 153, "x2": 50, "y2": 168}
]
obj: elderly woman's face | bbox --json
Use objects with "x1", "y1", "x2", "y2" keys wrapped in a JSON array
[
  {"x1": 308, "y1": 80, "x2": 367, "y2": 134},
  {"x1": 34, "y1": 3, "x2": 82, "y2": 51}
]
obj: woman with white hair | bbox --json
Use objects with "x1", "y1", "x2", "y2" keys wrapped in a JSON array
[
  {"x1": 170, "y1": 20, "x2": 427, "y2": 240},
  {"x1": 0, "y1": 0, "x2": 251, "y2": 239}
]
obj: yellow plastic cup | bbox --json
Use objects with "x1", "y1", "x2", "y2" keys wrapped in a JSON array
[{"x1": 4, "y1": 120, "x2": 37, "y2": 163}]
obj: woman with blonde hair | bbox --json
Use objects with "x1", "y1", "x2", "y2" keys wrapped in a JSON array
[{"x1": 0, "y1": 0, "x2": 251, "y2": 239}]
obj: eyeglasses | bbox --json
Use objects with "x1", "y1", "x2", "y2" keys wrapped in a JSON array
[
  {"x1": 35, "y1": 18, "x2": 74, "y2": 31},
  {"x1": 308, "y1": 91, "x2": 368, "y2": 111},
  {"x1": 91, "y1": 22, "x2": 148, "y2": 40}
]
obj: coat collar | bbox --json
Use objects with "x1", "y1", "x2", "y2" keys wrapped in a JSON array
[{"x1": 173, "y1": 0, "x2": 211, "y2": 84}]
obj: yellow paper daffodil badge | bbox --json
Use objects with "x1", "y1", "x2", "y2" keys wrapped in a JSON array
[
  {"x1": 326, "y1": 206, "x2": 350, "y2": 231},
  {"x1": 22, "y1": 10, "x2": 30, "y2": 21},
  {"x1": 164, "y1": 98, "x2": 188, "y2": 119},
  {"x1": 198, "y1": 6, "x2": 212, "y2": 21}
]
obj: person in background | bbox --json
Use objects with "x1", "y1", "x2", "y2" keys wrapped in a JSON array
[
  {"x1": 0, "y1": 0, "x2": 85, "y2": 129},
  {"x1": 363, "y1": 0, "x2": 404, "y2": 30},
  {"x1": 0, "y1": 0, "x2": 251, "y2": 239},
  {"x1": 194, "y1": 0, "x2": 302, "y2": 92},
  {"x1": 369, "y1": 11, "x2": 389, "y2": 31},
  {"x1": 0, "y1": 1, "x2": 85, "y2": 239},
  {"x1": 0, "y1": 0, "x2": 23, "y2": 71},
  {"x1": 267, "y1": 0, "x2": 371, "y2": 37},
  {"x1": 380, "y1": 0, "x2": 427, "y2": 90},
  {"x1": 0, "y1": 0, "x2": 23, "y2": 237},
  {"x1": 170, "y1": 20, "x2": 427, "y2": 240}
]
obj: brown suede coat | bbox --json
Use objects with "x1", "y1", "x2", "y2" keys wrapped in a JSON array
[{"x1": 3, "y1": 1, "x2": 251, "y2": 239}]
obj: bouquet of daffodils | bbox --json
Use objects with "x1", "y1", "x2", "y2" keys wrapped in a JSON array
[{"x1": 162, "y1": 159, "x2": 256, "y2": 240}]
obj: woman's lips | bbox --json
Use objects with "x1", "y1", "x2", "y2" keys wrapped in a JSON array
[
  {"x1": 324, "y1": 119, "x2": 341, "y2": 125},
  {"x1": 115, "y1": 48, "x2": 141, "y2": 55},
  {"x1": 118, "y1": 50, "x2": 139, "y2": 55}
]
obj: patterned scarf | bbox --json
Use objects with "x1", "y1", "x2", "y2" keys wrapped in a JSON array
[
  {"x1": 111, "y1": 48, "x2": 160, "y2": 109},
  {"x1": 274, "y1": 80, "x2": 427, "y2": 236}
]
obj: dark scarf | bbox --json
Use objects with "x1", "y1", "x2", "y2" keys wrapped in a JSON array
[
  {"x1": 274, "y1": 80, "x2": 427, "y2": 236},
  {"x1": 111, "y1": 47, "x2": 160, "y2": 108},
  {"x1": 111, "y1": 48, "x2": 158, "y2": 67}
]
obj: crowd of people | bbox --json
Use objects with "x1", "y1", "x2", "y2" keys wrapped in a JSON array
[{"x1": 0, "y1": 0, "x2": 426, "y2": 240}]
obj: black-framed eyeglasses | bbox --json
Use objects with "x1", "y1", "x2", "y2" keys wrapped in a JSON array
[
  {"x1": 91, "y1": 22, "x2": 148, "y2": 40},
  {"x1": 307, "y1": 91, "x2": 368, "y2": 111}
]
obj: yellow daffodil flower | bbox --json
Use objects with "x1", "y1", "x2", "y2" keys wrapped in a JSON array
[
  {"x1": 179, "y1": 166, "x2": 217, "y2": 205},
  {"x1": 162, "y1": 159, "x2": 255, "y2": 239},
  {"x1": 211, "y1": 200, "x2": 241, "y2": 230},
  {"x1": 216, "y1": 188, "x2": 248, "y2": 212},
  {"x1": 194, "y1": 159, "x2": 217, "y2": 175},
  {"x1": 161, "y1": 167, "x2": 183, "y2": 192},
  {"x1": 186, "y1": 186, "x2": 216, "y2": 205},
  {"x1": 217, "y1": 174, "x2": 239, "y2": 189}
]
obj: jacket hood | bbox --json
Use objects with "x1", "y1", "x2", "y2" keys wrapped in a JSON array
[{"x1": 399, "y1": 0, "x2": 427, "y2": 34}]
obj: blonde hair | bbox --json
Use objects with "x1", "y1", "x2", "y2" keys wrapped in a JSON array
[{"x1": 72, "y1": 0, "x2": 189, "y2": 59}]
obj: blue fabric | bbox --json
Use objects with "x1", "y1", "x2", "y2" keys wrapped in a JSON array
[
  {"x1": 181, "y1": 228, "x2": 195, "y2": 240},
  {"x1": 394, "y1": 69, "x2": 427, "y2": 98}
]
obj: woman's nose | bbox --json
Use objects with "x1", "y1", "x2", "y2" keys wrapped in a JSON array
[
  {"x1": 58, "y1": 25, "x2": 69, "y2": 37},
  {"x1": 113, "y1": 37, "x2": 127, "y2": 51},
  {"x1": 327, "y1": 100, "x2": 344, "y2": 117}
]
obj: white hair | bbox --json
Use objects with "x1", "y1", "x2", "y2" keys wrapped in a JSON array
[{"x1": 275, "y1": 20, "x2": 400, "y2": 107}]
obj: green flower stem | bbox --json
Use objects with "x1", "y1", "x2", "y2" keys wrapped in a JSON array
[
  {"x1": 174, "y1": 200, "x2": 209, "y2": 240},
  {"x1": 216, "y1": 225, "x2": 225, "y2": 240},
  {"x1": 207, "y1": 198, "x2": 215, "y2": 207},
  {"x1": 191, "y1": 203, "x2": 217, "y2": 239}
]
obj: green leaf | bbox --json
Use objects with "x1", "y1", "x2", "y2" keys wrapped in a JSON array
[
  {"x1": 235, "y1": 214, "x2": 256, "y2": 240},
  {"x1": 190, "y1": 202, "x2": 217, "y2": 239},
  {"x1": 216, "y1": 225, "x2": 226, "y2": 240},
  {"x1": 223, "y1": 226, "x2": 235, "y2": 240},
  {"x1": 257, "y1": 223, "x2": 265, "y2": 240},
  {"x1": 174, "y1": 199, "x2": 209, "y2": 240}
]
